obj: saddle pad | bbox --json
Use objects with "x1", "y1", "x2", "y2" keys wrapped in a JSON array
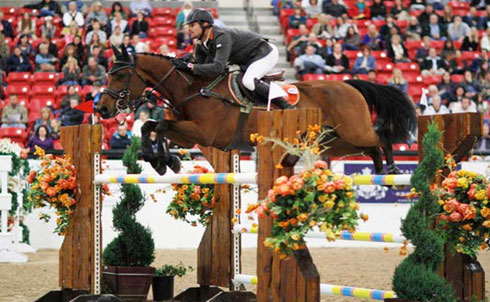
[{"x1": 228, "y1": 73, "x2": 300, "y2": 107}]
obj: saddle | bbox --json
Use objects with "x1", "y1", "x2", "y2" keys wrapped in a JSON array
[{"x1": 227, "y1": 67, "x2": 300, "y2": 108}]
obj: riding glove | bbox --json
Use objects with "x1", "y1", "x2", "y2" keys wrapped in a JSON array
[{"x1": 171, "y1": 58, "x2": 192, "y2": 73}]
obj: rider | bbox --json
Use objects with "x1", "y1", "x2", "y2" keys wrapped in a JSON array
[{"x1": 171, "y1": 9, "x2": 294, "y2": 109}]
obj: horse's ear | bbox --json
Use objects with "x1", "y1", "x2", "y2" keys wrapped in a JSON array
[
  {"x1": 120, "y1": 45, "x2": 130, "y2": 62},
  {"x1": 112, "y1": 44, "x2": 122, "y2": 59}
]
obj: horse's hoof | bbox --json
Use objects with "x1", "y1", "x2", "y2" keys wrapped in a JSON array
[
  {"x1": 167, "y1": 155, "x2": 182, "y2": 174},
  {"x1": 150, "y1": 159, "x2": 167, "y2": 175},
  {"x1": 387, "y1": 166, "x2": 401, "y2": 175}
]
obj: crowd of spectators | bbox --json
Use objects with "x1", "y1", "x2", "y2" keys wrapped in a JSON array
[{"x1": 0, "y1": 0, "x2": 212, "y2": 151}]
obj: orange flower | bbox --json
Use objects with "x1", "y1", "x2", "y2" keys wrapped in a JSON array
[
  {"x1": 314, "y1": 160, "x2": 328, "y2": 169},
  {"x1": 46, "y1": 187, "x2": 56, "y2": 197},
  {"x1": 246, "y1": 203, "x2": 260, "y2": 213},
  {"x1": 462, "y1": 224, "x2": 473, "y2": 231},
  {"x1": 297, "y1": 213, "x2": 308, "y2": 222},
  {"x1": 481, "y1": 207, "x2": 490, "y2": 219},
  {"x1": 483, "y1": 220, "x2": 490, "y2": 228},
  {"x1": 40, "y1": 182, "x2": 49, "y2": 191},
  {"x1": 277, "y1": 183, "x2": 291, "y2": 197}
]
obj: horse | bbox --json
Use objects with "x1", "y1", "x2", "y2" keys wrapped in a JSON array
[{"x1": 97, "y1": 46, "x2": 417, "y2": 175}]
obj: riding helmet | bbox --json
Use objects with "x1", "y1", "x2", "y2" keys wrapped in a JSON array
[{"x1": 184, "y1": 9, "x2": 214, "y2": 27}]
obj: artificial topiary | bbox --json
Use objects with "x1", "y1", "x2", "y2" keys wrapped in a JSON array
[
  {"x1": 102, "y1": 137, "x2": 155, "y2": 267},
  {"x1": 392, "y1": 123, "x2": 456, "y2": 302}
]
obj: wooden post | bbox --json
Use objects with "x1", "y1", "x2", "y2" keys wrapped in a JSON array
[
  {"x1": 59, "y1": 125, "x2": 102, "y2": 293},
  {"x1": 197, "y1": 148, "x2": 240, "y2": 288},
  {"x1": 418, "y1": 113, "x2": 485, "y2": 302},
  {"x1": 256, "y1": 109, "x2": 322, "y2": 302}
]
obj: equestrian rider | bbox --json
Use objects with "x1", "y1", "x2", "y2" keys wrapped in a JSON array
[{"x1": 171, "y1": 9, "x2": 294, "y2": 109}]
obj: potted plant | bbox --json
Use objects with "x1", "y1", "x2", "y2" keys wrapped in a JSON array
[
  {"x1": 102, "y1": 137, "x2": 156, "y2": 302},
  {"x1": 152, "y1": 262, "x2": 193, "y2": 301}
]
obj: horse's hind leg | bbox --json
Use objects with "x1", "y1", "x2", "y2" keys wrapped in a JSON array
[
  {"x1": 366, "y1": 147, "x2": 385, "y2": 174},
  {"x1": 382, "y1": 144, "x2": 400, "y2": 174}
]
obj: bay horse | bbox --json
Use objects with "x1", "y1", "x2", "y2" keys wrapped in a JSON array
[{"x1": 97, "y1": 46, "x2": 417, "y2": 175}]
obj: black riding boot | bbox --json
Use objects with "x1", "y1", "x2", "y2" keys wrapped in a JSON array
[{"x1": 253, "y1": 80, "x2": 295, "y2": 109}]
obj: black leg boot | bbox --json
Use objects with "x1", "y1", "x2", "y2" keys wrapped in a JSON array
[{"x1": 253, "y1": 79, "x2": 295, "y2": 109}]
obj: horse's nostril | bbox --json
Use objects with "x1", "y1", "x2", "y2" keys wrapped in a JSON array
[{"x1": 98, "y1": 106, "x2": 110, "y2": 118}]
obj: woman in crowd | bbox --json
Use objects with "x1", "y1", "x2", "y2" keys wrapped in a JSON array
[
  {"x1": 461, "y1": 27, "x2": 480, "y2": 52},
  {"x1": 33, "y1": 107, "x2": 53, "y2": 133},
  {"x1": 18, "y1": 12, "x2": 37, "y2": 39},
  {"x1": 388, "y1": 68, "x2": 408, "y2": 94},
  {"x1": 28, "y1": 125, "x2": 54, "y2": 151},
  {"x1": 61, "y1": 58, "x2": 81, "y2": 86},
  {"x1": 110, "y1": 2, "x2": 128, "y2": 20},
  {"x1": 343, "y1": 26, "x2": 361, "y2": 50},
  {"x1": 17, "y1": 34, "x2": 35, "y2": 57},
  {"x1": 352, "y1": 46, "x2": 375, "y2": 74}
]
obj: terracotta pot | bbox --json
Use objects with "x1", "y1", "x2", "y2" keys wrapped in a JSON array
[{"x1": 103, "y1": 266, "x2": 155, "y2": 302}]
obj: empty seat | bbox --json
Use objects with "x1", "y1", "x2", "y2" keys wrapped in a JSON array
[
  {"x1": 0, "y1": 128, "x2": 28, "y2": 146},
  {"x1": 31, "y1": 85, "x2": 56, "y2": 98},
  {"x1": 32, "y1": 72, "x2": 58, "y2": 85},
  {"x1": 6, "y1": 83, "x2": 30, "y2": 98},
  {"x1": 7, "y1": 72, "x2": 31, "y2": 85}
]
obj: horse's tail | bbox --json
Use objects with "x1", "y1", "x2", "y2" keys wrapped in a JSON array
[{"x1": 344, "y1": 79, "x2": 417, "y2": 144}]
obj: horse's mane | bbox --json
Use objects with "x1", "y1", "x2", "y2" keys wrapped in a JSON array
[{"x1": 137, "y1": 52, "x2": 175, "y2": 61}]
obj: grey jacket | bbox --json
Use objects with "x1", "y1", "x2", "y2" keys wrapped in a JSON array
[{"x1": 193, "y1": 26, "x2": 271, "y2": 77}]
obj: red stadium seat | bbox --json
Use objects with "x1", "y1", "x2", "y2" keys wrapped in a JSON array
[
  {"x1": 329, "y1": 74, "x2": 352, "y2": 81},
  {"x1": 153, "y1": 26, "x2": 177, "y2": 37},
  {"x1": 405, "y1": 40, "x2": 422, "y2": 50},
  {"x1": 429, "y1": 40, "x2": 444, "y2": 50},
  {"x1": 461, "y1": 51, "x2": 479, "y2": 62},
  {"x1": 153, "y1": 37, "x2": 177, "y2": 49},
  {"x1": 376, "y1": 73, "x2": 391, "y2": 84},
  {"x1": 393, "y1": 143, "x2": 409, "y2": 151},
  {"x1": 375, "y1": 62, "x2": 394, "y2": 72},
  {"x1": 286, "y1": 28, "x2": 300, "y2": 45},
  {"x1": 306, "y1": 18, "x2": 318, "y2": 29},
  {"x1": 302, "y1": 74, "x2": 328, "y2": 81},
  {"x1": 32, "y1": 72, "x2": 58, "y2": 85},
  {"x1": 344, "y1": 50, "x2": 361, "y2": 60},
  {"x1": 151, "y1": 17, "x2": 175, "y2": 27},
  {"x1": 31, "y1": 85, "x2": 56, "y2": 98},
  {"x1": 28, "y1": 97, "x2": 55, "y2": 113},
  {"x1": 451, "y1": 74, "x2": 464, "y2": 83},
  {"x1": 6, "y1": 72, "x2": 31, "y2": 85},
  {"x1": 6, "y1": 83, "x2": 30, "y2": 98},
  {"x1": 153, "y1": 7, "x2": 174, "y2": 17},
  {"x1": 395, "y1": 62, "x2": 420, "y2": 72},
  {"x1": 279, "y1": 9, "x2": 295, "y2": 29},
  {"x1": 0, "y1": 128, "x2": 28, "y2": 146}
]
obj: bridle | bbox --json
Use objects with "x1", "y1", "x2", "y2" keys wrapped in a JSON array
[{"x1": 101, "y1": 53, "x2": 190, "y2": 118}]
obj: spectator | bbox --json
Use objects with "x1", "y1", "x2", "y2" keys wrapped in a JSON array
[
  {"x1": 311, "y1": 14, "x2": 334, "y2": 39},
  {"x1": 0, "y1": 33, "x2": 9, "y2": 60},
  {"x1": 110, "y1": 11, "x2": 129, "y2": 34},
  {"x1": 406, "y1": 16, "x2": 422, "y2": 41},
  {"x1": 352, "y1": 46, "x2": 375, "y2": 74},
  {"x1": 422, "y1": 13, "x2": 444, "y2": 40},
  {"x1": 6, "y1": 47, "x2": 31, "y2": 73},
  {"x1": 475, "y1": 92, "x2": 490, "y2": 114},
  {"x1": 35, "y1": 43, "x2": 58, "y2": 71},
  {"x1": 483, "y1": 5, "x2": 490, "y2": 28},
  {"x1": 351, "y1": 0, "x2": 371, "y2": 20},
  {"x1": 287, "y1": 24, "x2": 309, "y2": 61},
  {"x1": 85, "y1": 2, "x2": 108, "y2": 28},
  {"x1": 322, "y1": 0, "x2": 347, "y2": 18},
  {"x1": 110, "y1": 2, "x2": 128, "y2": 21},
  {"x1": 82, "y1": 56, "x2": 106, "y2": 86},
  {"x1": 470, "y1": 49, "x2": 490, "y2": 73},
  {"x1": 419, "y1": 4, "x2": 436, "y2": 26},
  {"x1": 60, "y1": 0, "x2": 87, "y2": 15},
  {"x1": 300, "y1": 33, "x2": 325, "y2": 57},
  {"x1": 423, "y1": 95, "x2": 450, "y2": 115},
  {"x1": 481, "y1": 27, "x2": 490, "y2": 51},
  {"x1": 1, "y1": 95, "x2": 28, "y2": 129},
  {"x1": 132, "y1": 109, "x2": 149, "y2": 137},
  {"x1": 343, "y1": 26, "x2": 361, "y2": 50},
  {"x1": 41, "y1": 16, "x2": 56, "y2": 38},
  {"x1": 109, "y1": 25, "x2": 124, "y2": 47},
  {"x1": 438, "y1": 71, "x2": 456, "y2": 101},
  {"x1": 388, "y1": 68, "x2": 408, "y2": 94},
  {"x1": 50, "y1": 119, "x2": 61, "y2": 140},
  {"x1": 63, "y1": 1, "x2": 84, "y2": 28},
  {"x1": 387, "y1": 34, "x2": 410, "y2": 63},
  {"x1": 33, "y1": 107, "x2": 53, "y2": 133},
  {"x1": 379, "y1": 15, "x2": 401, "y2": 40},
  {"x1": 60, "y1": 85, "x2": 81, "y2": 108},
  {"x1": 177, "y1": 24, "x2": 192, "y2": 50},
  {"x1": 18, "y1": 12, "x2": 37, "y2": 39},
  {"x1": 410, "y1": 0, "x2": 426, "y2": 11},
  {"x1": 422, "y1": 47, "x2": 446, "y2": 76},
  {"x1": 440, "y1": 39, "x2": 457, "y2": 62},
  {"x1": 390, "y1": 0, "x2": 409, "y2": 21},
  {"x1": 85, "y1": 20, "x2": 107, "y2": 45},
  {"x1": 132, "y1": 34, "x2": 147, "y2": 53},
  {"x1": 451, "y1": 96, "x2": 477, "y2": 113},
  {"x1": 63, "y1": 21, "x2": 82, "y2": 44},
  {"x1": 60, "y1": 44, "x2": 81, "y2": 69},
  {"x1": 61, "y1": 58, "x2": 81, "y2": 85},
  {"x1": 129, "y1": 0, "x2": 152, "y2": 17},
  {"x1": 334, "y1": 16, "x2": 354, "y2": 39},
  {"x1": 416, "y1": 36, "x2": 431, "y2": 68},
  {"x1": 448, "y1": 85, "x2": 466, "y2": 107},
  {"x1": 476, "y1": 58, "x2": 489, "y2": 81},
  {"x1": 441, "y1": 5, "x2": 454, "y2": 25},
  {"x1": 176, "y1": 1, "x2": 193, "y2": 30},
  {"x1": 288, "y1": 8, "x2": 307, "y2": 29},
  {"x1": 130, "y1": 12, "x2": 148, "y2": 38},
  {"x1": 38, "y1": 35, "x2": 58, "y2": 58},
  {"x1": 85, "y1": 82, "x2": 103, "y2": 103},
  {"x1": 461, "y1": 27, "x2": 480, "y2": 51},
  {"x1": 28, "y1": 125, "x2": 54, "y2": 151},
  {"x1": 370, "y1": 0, "x2": 386, "y2": 20},
  {"x1": 136, "y1": 102, "x2": 164, "y2": 121},
  {"x1": 448, "y1": 16, "x2": 471, "y2": 42},
  {"x1": 0, "y1": 12, "x2": 14, "y2": 38},
  {"x1": 159, "y1": 44, "x2": 176, "y2": 57},
  {"x1": 17, "y1": 34, "x2": 35, "y2": 58},
  {"x1": 294, "y1": 45, "x2": 326, "y2": 75},
  {"x1": 325, "y1": 43, "x2": 349, "y2": 73},
  {"x1": 59, "y1": 98, "x2": 84, "y2": 126},
  {"x1": 304, "y1": 0, "x2": 322, "y2": 18},
  {"x1": 324, "y1": 38, "x2": 334, "y2": 56},
  {"x1": 67, "y1": 35, "x2": 85, "y2": 60},
  {"x1": 461, "y1": 70, "x2": 481, "y2": 97},
  {"x1": 121, "y1": 34, "x2": 135, "y2": 54},
  {"x1": 476, "y1": 123, "x2": 490, "y2": 151},
  {"x1": 367, "y1": 70, "x2": 377, "y2": 83},
  {"x1": 24, "y1": 0, "x2": 61, "y2": 17},
  {"x1": 465, "y1": 6, "x2": 483, "y2": 29},
  {"x1": 86, "y1": 33, "x2": 106, "y2": 57},
  {"x1": 471, "y1": 0, "x2": 490, "y2": 11},
  {"x1": 480, "y1": 69, "x2": 490, "y2": 96},
  {"x1": 362, "y1": 24, "x2": 382, "y2": 50},
  {"x1": 110, "y1": 123, "x2": 132, "y2": 149}
]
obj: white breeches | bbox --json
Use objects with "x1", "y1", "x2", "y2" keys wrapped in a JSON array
[{"x1": 241, "y1": 42, "x2": 279, "y2": 91}]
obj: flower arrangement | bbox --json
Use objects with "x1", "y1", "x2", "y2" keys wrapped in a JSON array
[
  {"x1": 436, "y1": 156, "x2": 490, "y2": 257},
  {"x1": 166, "y1": 165, "x2": 215, "y2": 226},
  {"x1": 26, "y1": 146, "x2": 77, "y2": 235},
  {"x1": 248, "y1": 125, "x2": 366, "y2": 258}
]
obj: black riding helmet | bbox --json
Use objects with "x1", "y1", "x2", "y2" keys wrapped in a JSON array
[{"x1": 184, "y1": 9, "x2": 214, "y2": 28}]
